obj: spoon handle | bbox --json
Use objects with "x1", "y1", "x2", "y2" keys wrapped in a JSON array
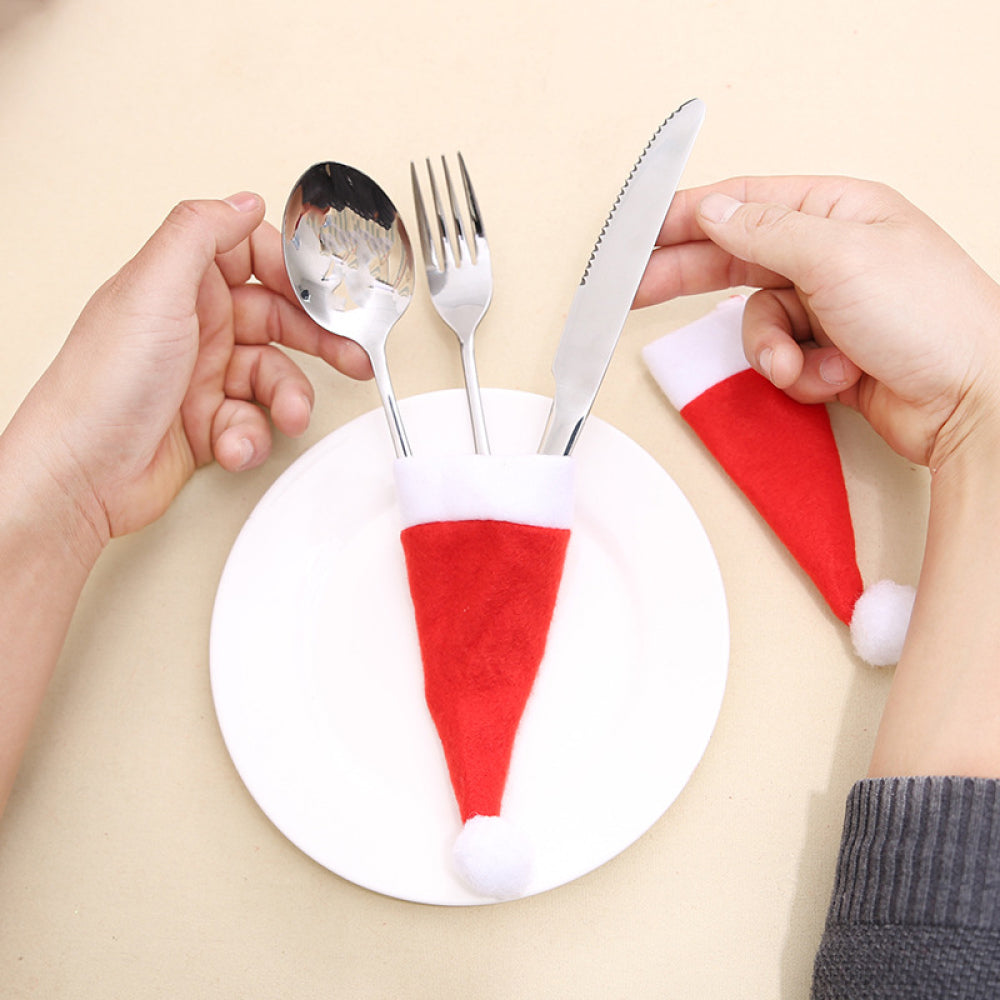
[
  {"x1": 460, "y1": 337, "x2": 490, "y2": 455},
  {"x1": 368, "y1": 347, "x2": 412, "y2": 458}
]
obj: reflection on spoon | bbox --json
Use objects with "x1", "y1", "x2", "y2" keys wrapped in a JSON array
[{"x1": 283, "y1": 162, "x2": 414, "y2": 457}]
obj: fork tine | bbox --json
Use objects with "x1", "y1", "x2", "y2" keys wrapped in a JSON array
[
  {"x1": 457, "y1": 152, "x2": 485, "y2": 241},
  {"x1": 409, "y1": 161, "x2": 439, "y2": 272},
  {"x1": 424, "y1": 158, "x2": 455, "y2": 267},
  {"x1": 441, "y1": 156, "x2": 471, "y2": 264}
]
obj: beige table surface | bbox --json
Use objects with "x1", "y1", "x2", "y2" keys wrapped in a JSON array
[{"x1": 0, "y1": 0, "x2": 994, "y2": 996}]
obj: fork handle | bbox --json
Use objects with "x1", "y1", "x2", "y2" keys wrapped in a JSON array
[{"x1": 460, "y1": 339, "x2": 491, "y2": 455}]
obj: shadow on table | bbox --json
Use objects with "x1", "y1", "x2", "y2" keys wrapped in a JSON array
[{"x1": 0, "y1": 0, "x2": 53, "y2": 34}]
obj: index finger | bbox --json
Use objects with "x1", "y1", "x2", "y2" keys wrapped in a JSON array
[
  {"x1": 248, "y1": 219, "x2": 301, "y2": 305},
  {"x1": 656, "y1": 176, "x2": 856, "y2": 247},
  {"x1": 215, "y1": 217, "x2": 301, "y2": 307}
]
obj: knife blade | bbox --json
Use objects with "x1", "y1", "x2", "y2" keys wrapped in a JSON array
[{"x1": 538, "y1": 98, "x2": 705, "y2": 455}]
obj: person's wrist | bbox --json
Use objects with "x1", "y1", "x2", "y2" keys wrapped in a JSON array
[
  {"x1": 869, "y1": 370, "x2": 1000, "y2": 780},
  {"x1": 928, "y1": 372, "x2": 1000, "y2": 489},
  {"x1": 0, "y1": 406, "x2": 109, "y2": 573}
]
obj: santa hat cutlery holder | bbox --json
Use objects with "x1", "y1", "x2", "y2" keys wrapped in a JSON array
[
  {"x1": 394, "y1": 453, "x2": 574, "y2": 899},
  {"x1": 642, "y1": 296, "x2": 915, "y2": 667}
]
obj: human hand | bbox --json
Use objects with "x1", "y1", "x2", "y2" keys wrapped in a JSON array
[
  {"x1": 13, "y1": 193, "x2": 371, "y2": 548},
  {"x1": 635, "y1": 177, "x2": 1000, "y2": 468}
]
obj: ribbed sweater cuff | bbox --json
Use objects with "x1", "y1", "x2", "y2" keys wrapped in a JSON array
[{"x1": 828, "y1": 776, "x2": 1000, "y2": 930}]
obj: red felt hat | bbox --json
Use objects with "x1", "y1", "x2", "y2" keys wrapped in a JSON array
[
  {"x1": 394, "y1": 454, "x2": 574, "y2": 898},
  {"x1": 643, "y1": 297, "x2": 914, "y2": 666}
]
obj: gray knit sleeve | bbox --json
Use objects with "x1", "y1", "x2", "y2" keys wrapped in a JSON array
[{"x1": 811, "y1": 776, "x2": 1000, "y2": 999}]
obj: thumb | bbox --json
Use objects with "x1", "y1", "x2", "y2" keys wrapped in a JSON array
[
  {"x1": 113, "y1": 193, "x2": 266, "y2": 316},
  {"x1": 697, "y1": 192, "x2": 842, "y2": 289}
]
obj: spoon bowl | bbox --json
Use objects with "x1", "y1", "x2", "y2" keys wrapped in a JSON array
[{"x1": 283, "y1": 162, "x2": 414, "y2": 457}]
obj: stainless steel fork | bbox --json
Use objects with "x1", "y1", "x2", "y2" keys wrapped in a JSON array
[{"x1": 410, "y1": 154, "x2": 493, "y2": 454}]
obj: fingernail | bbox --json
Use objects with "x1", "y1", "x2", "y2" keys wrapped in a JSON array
[
  {"x1": 700, "y1": 192, "x2": 742, "y2": 224},
  {"x1": 820, "y1": 354, "x2": 848, "y2": 385},
  {"x1": 224, "y1": 191, "x2": 261, "y2": 213},
  {"x1": 758, "y1": 347, "x2": 774, "y2": 381},
  {"x1": 237, "y1": 437, "x2": 255, "y2": 469}
]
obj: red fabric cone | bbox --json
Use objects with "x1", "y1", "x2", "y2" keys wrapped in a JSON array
[
  {"x1": 680, "y1": 369, "x2": 864, "y2": 623},
  {"x1": 644, "y1": 298, "x2": 915, "y2": 665},
  {"x1": 400, "y1": 518, "x2": 571, "y2": 821}
]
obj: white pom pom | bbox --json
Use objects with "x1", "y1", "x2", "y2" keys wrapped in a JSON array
[
  {"x1": 452, "y1": 815, "x2": 533, "y2": 900},
  {"x1": 849, "y1": 580, "x2": 916, "y2": 667}
]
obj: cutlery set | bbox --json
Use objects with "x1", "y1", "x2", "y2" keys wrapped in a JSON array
[
  {"x1": 281, "y1": 98, "x2": 705, "y2": 456},
  {"x1": 274, "y1": 99, "x2": 706, "y2": 899}
]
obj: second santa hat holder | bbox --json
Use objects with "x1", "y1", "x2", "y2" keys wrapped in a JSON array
[{"x1": 642, "y1": 296, "x2": 915, "y2": 667}]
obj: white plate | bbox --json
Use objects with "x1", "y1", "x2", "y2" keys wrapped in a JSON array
[{"x1": 210, "y1": 388, "x2": 728, "y2": 905}]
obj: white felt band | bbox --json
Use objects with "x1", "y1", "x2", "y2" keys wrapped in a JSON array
[
  {"x1": 394, "y1": 454, "x2": 575, "y2": 530},
  {"x1": 642, "y1": 296, "x2": 750, "y2": 410}
]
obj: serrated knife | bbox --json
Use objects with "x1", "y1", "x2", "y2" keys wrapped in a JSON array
[{"x1": 538, "y1": 98, "x2": 705, "y2": 455}]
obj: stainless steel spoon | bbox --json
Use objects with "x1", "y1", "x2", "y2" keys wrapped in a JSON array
[{"x1": 282, "y1": 162, "x2": 414, "y2": 457}]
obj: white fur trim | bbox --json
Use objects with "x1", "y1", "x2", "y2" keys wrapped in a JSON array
[
  {"x1": 452, "y1": 815, "x2": 533, "y2": 900},
  {"x1": 642, "y1": 296, "x2": 750, "y2": 410},
  {"x1": 394, "y1": 454, "x2": 575, "y2": 529},
  {"x1": 850, "y1": 580, "x2": 916, "y2": 667}
]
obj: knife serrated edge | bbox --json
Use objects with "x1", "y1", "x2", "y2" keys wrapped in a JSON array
[
  {"x1": 578, "y1": 100, "x2": 696, "y2": 286},
  {"x1": 538, "y1": 99, "x2": 704, "y2": 455}
]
